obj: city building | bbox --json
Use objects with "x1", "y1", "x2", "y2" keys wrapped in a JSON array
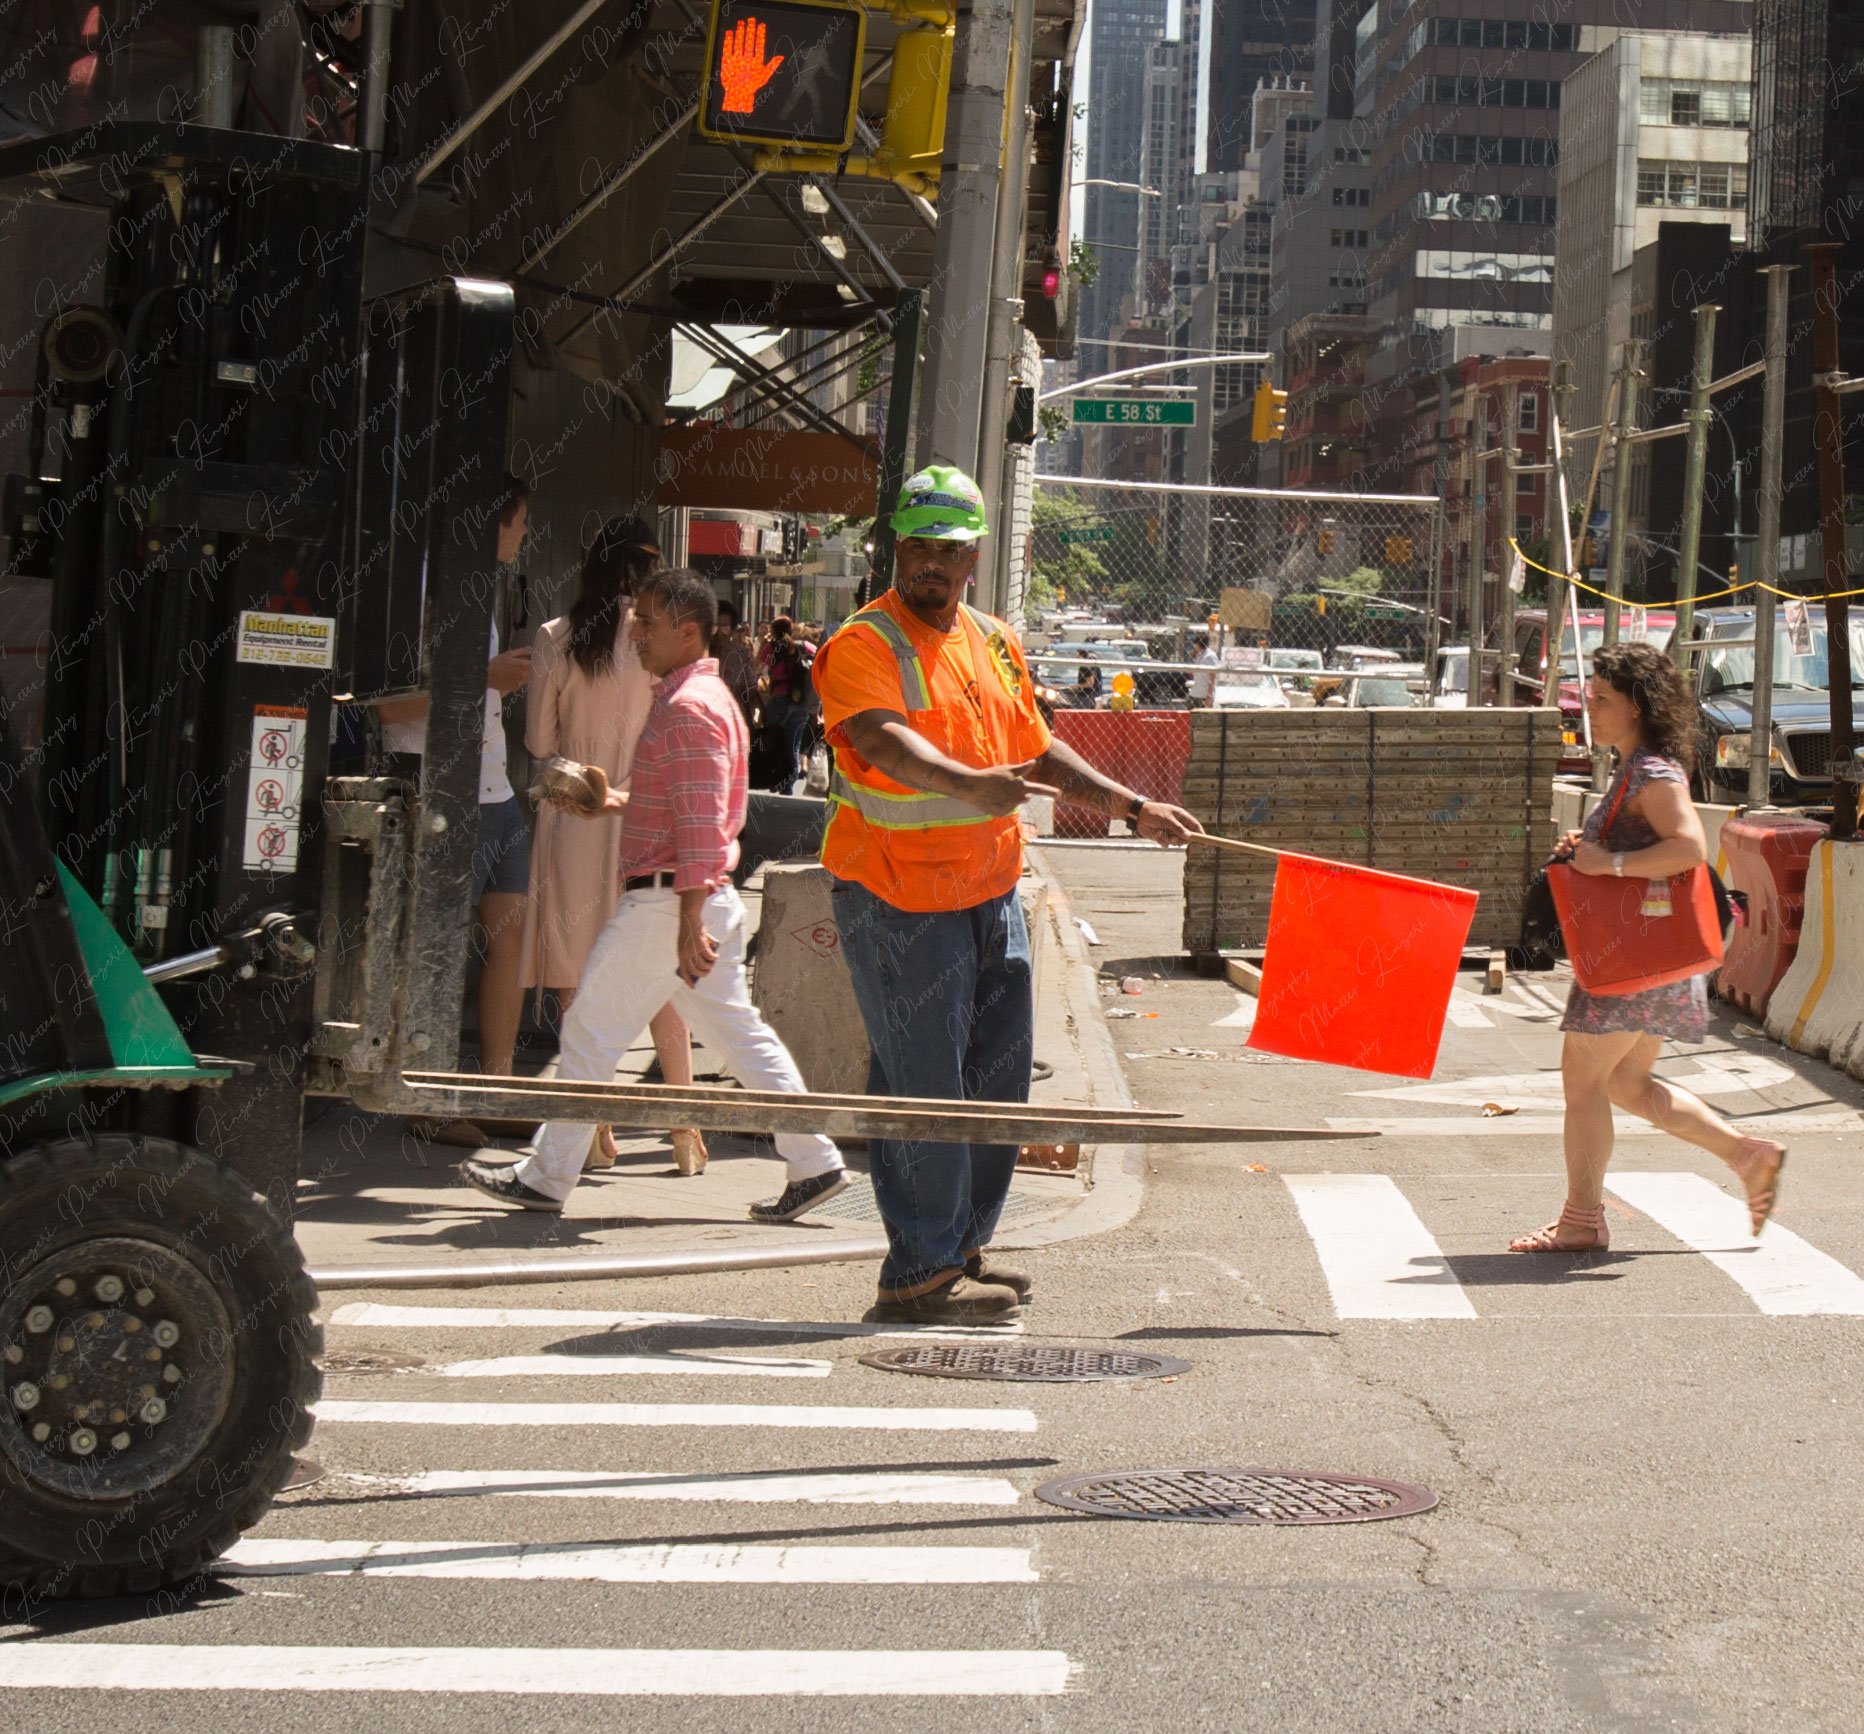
[
  {"x1": 1079, "y1": 0, "x2": 1170, "y2": 352},
  {"x1": 1207, "y1": 0, "x2": 1318, "y2": 172},
  {"x1": 1266, "y1": 118, "x2": 1375, "y2": 366},
  {"x1": 1551, "y1": 32, "x2": 1751, "y2": 454},
  {"x1": 1281, "y1": 312, "x2": 1376, "y2": 490}
]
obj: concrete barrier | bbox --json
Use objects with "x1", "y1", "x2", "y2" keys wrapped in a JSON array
[{"x1": 1764, "y1": 840, "x2": 1864, "y2": 1081}]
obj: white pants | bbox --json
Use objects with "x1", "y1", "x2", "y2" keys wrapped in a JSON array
[{"x1": 514, "y1": 885, "x2": 843, "y2": 1203}]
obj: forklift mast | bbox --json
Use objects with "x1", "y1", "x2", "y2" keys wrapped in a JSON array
[{"x1": 0, "y1": 122, "x2": 513, "y2": 1202}]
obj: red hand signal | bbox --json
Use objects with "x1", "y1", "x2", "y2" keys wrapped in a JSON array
[{"x1": 718, "y1": 17, "x2": 785, "y2": 113}]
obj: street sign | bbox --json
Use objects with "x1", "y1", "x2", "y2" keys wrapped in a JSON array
[
  {"x1": 698, "y1": 0, "x2": 866, "y2": 151},
  {"x1": 1070, "y1": 397, "x2": 1197, "y2": 426},
  {"x1": 1364, "y1": 605, "x2": 1409, "y2": 621},
  {"x1": 1058, "y1": 526, "x2": 1114, "y2": 545}
]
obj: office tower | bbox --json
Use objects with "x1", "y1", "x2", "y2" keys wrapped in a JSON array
[
  {"x1": 1080, "y1": 0, "x2": 1170, "y2": 351},
  {"x1": 1208, "y1": 0, "x2": 1318, "y2": 172},
  {"x1": 1351, "y1": 0, "x2": 1752, "y2": 493}
]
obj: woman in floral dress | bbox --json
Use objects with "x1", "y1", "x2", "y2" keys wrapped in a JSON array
[{"x1": 1509, "y1": 642, "x2": 1785, "y2": 1252}]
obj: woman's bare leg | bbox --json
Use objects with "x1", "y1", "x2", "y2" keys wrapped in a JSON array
[
  {"x1": 1511, "y1": 1029, "x2": 1645, "y2": 1250},
  {"x1": 1604, "y1": 1037, "x2": 1786, "y2": 1230},
  {"x1": 649, "y1": 1004, "x2": 693, "y2": 1087}
]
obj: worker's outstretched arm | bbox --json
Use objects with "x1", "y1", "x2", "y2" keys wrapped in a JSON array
[
  {"x1": 841, "y1": 709, "x2": 1058, "y2": 817},
  {"x1": 1029, "y1": 737, "x2": 1205, "y2": 844}
]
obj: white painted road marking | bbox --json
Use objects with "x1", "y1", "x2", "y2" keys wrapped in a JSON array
[
  {"x1": 1282, "y1": 1174, "x2": 1477, "y2": 1319},
  {"x1": 1324, "y1": 1112, "x2": 1861, "y2": 1138},
  {"x1": 220, "y1": 1539, "x2": 1040, "y2": 1584},
  {"x1": 1442, "y1": 998, "x2": 1492, "y2": 1028},
  {"x1": 313, "y1": 1400, "x2": 1038, "y2": 1433},
  {"x1": 1607, "y1": 1172, "x2": 1864, "y2": 1315},
  {"x1": 371, "y1": 1468, "x2": 1023, "y2": 1505},
  {"x1": 326, "y1": 1303, "x2": 1022, "y2": 1339},
  {"x1": 436, "y1": 1354, "x2": 833, "y2": 1379},
  {"x1": 0, "y1": 1645, "x2": 1074, "y2": 1696},
  {"x1": 1351, "y1": 1055, "x2": 1803, "y2": 1106}
]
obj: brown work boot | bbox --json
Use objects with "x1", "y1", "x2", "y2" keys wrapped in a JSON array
[
  {"x1": 964, "y1": 1252, "x2": 1032, "y2": 1301},
  {"x1": 864, "y1": 1274, "x2": 1021, "y2": 1325}
]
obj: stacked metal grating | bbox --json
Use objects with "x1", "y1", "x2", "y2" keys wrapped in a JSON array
[{"x1": 1180, "y1": 706, "x2": 1560, "y2": 958}]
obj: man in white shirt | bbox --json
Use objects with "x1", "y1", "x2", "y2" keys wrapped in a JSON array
[
  {"x1": 373, "y1": 479, "x2": 533, "y2": 1118},
  {"x1": 1188, "y1": 635, "x2": 1220, "y2": 706}
]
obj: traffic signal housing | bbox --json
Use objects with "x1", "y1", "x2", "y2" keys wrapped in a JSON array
[
  {"x1": 1384, "y1": 534, "x2": 1413, "y2": 564},
  {"x1": 1317, "y1": 529, "x2": 1335, "y2": 555},
  {"x1": 1251, "y1": 382, "x2": 1288, "y2": 441}
]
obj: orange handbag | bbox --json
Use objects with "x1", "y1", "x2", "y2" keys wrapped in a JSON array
[{"x1": 1545, "y1": 773, "x2": 1723, "y2": 996}]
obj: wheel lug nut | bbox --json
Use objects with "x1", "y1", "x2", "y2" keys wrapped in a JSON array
[
  {"x1": 11, "y1": 1381, "x2": 40, "y2": 1410},
  {"x1": 111, "y1": 1432, "x2": 132, "y2": 1450},
  {"x1": 54, "y1": 1279, "x2": 76, "y2": 1297},
  {"x1": 162, "y1": 1364, "x2": 182, "y2": 1384},
  {"x1": 140, "y1": 1398, "x2": 167, "y2": 1425},
  {"x1": 86, "y1": 1313, "x2": 104, "y2": 1329},
  {"x1": 134, "y1": 1288, "x2": 154, "y2": 1307},
  {"x1": 24, "y1": 1306, "x2": 52, "y2": 1334},
  {"x1": 152, "y1": 1321, "x2": 180, "y2": 1348},
  {"x1": 94, "y1": 1276, "x2": 124, "y2": 1302},
  {"x1": 30, "y1": 1422, "x2": 50, "y2": 1442},
  {"x1": 48, "y1": 1374, "x2": 68, "y2": 1390},
  {"x1": 110, "y1": 1407, "x2": 126, "y2": 1422},
  {"x1": 3, "y1": 1345, "x2": 20, "y2": 1363},
  {"x1": 56, "y1": 1336, "x2": 75, "y2": 1352},
  {"x1": 122, "y1": 1317, "x2": 141, "y2": 1334},
  {"x1": 145, "y1": 1347, "x2": 162, "y2": 1363},
  {"x1": 69, "y1": 1428, "x2": 97, "y2": 1455}
]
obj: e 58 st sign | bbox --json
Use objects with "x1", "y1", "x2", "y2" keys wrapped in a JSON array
[{"x1": 699, "y1": 0, "x2": 867, "y2": 151}]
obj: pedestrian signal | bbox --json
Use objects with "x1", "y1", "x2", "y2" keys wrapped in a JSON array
[
  {"x1": 1317, "y1": 530, "x2": 1335, "y2": 555},
  {"x1": 1251, "y1": 382, "x2": 1288, "y2": 441},
  {"x1": 1384, "y1": 535, "x2": 1413, "y2": 563},
  {"x1": 699, "y1": 0, "x2": 866, "y2": 150}
]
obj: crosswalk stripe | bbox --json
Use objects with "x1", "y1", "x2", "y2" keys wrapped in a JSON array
[
  {"x1": 0, "y1": 1645, "x2": 1075, "y2": 1696},
  {"x1": 372, "y1": 1468, "x2": 1023, "y2": 1504},
  {"x1": 1443, "y1": 998, "x2": 1492, "y2": 1028},
  {"x1": 1283, "y1": 1174, "x2": 1477, "y2": 1320},
  {"x1": 1324, "y1": 1112, "x2": 1860, "y2": 1138},
  {"x1": 1607, "y1": 1172, "x2": 1864, "y2": 1315},
  {"x1": 313, "y1": 1400, "x2": 1038, "y2": 1433},
  {"x1": 219, "y1": 1539, "x2": 1039, "y2": 1584},
  {"x1": 327, "y1": 1303, "x2": 1023, "y2": 1339},
  {"x1": 435, "y1": 1354, "x2": 833, "y2": 1379}
]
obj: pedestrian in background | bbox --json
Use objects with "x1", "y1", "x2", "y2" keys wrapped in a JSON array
[
  {"x1": 713, "y1": 598, "x2": 760, "y2": 722},
  {"x1": 521, "y1": 516, "x2": 707, "y2": 1177},
  {"x1": 813, "y1": 465, "x2": 1203, "y2": 1324},
  {"x1": 759, "y1": 615, "x2": 816, "y2": 792},
  {"x1": 463, "y1": 569, "x2": 847, "y2": 1218},
  {"x1": 1188, "y1": 634, "x2": 1219, "y2": 707},
  {"x1": 1511, "y1": 641, "x2": 1785, "y2": 1252}
]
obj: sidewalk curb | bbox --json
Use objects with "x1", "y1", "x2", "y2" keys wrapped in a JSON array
[{"x1": 994, "y1": 846, "x2": 1146, "y2": 1252}]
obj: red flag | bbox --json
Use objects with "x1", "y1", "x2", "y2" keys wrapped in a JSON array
[{"x1": 1247, "y1": 854, "x2": 1479, "y2": 1078}]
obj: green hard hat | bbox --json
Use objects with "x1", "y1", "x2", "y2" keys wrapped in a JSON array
[{"x1": 891, "y1": 464, "x2": 988, "y2": 541}]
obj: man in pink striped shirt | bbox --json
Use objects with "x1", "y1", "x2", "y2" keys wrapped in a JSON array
[{"x1": 463, "y1": 568, "x2": 847, "y2": 1218}]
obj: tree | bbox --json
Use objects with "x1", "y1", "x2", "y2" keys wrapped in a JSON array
[{"x1": 1029, "y1": 485, "x2": 1109, "y2": 616}]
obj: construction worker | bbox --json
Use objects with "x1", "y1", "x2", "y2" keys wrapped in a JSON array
[{"x1": 814, "y1": 465, "x2": 1203, "y2": 1324}]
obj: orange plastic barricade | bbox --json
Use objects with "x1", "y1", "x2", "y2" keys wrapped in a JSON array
[
  {"x1": 1049, "y1": 710, "x2": 1192, "y2": 838},
  {"x1": 1716, "y1": 812, "x2": 1828, "y2": 1017},
  {"x1": 1247, "y1": 854, "x2": 1480, "y2": 1078}
]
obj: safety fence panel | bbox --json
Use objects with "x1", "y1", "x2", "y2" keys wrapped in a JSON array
[{"x1": 1019, "y1": 477, "x2": 1447, "y2": 831}]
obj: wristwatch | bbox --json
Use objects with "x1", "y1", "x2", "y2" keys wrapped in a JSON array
[
  {"x1": 1125, "y1": 794, "x2": 1146, "y2": 823},
  {"x1": 1611, "y1": 852, "x2": 1625, "y2": 877}
]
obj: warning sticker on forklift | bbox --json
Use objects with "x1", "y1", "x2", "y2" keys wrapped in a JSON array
[
  {"x1": 237, "y1": 610, "x2": 335, "y2": 668},
  {"x1": 245, "y1": 705, "x2": 307, "y2": 872}
]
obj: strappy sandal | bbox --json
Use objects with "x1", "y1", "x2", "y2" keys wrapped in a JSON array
[
  {"x1": 1508, "y1": 1202, "x2": 1610, "y2": 1253},
  {"x1": 1731, "y1": 1138, "x2": 1787, "y2": 1236}
]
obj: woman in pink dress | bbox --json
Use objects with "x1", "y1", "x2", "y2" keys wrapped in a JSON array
[{"x1": 520, "y1": 518, "x2": 707, "y2": 1175}]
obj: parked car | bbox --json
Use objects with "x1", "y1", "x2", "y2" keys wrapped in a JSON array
[
  {"x1": 1328, "y1": 644, "x2": 1403, "y2": 672},
  {"x1": 1672, "y1": 606, "x2": 1864, "y2": 804},
  {"x1": 1211, "y1": 670, "x2": 1292, "y2": 709},
  {"x1": 1326, "y1": 666, "x2": 1426, "y2": 708},
  {"x1": 1503, "y1": 609, "x2": 1676, "y2": 773}
]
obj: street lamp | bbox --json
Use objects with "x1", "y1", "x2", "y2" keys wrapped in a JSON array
[{"x1": 1074, "y1": 178, "x2": 1163, "y2": 317}]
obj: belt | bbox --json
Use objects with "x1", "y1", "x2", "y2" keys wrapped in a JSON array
[{"x1": 623, "y1": 871, "x2": 680, "y2": 892}]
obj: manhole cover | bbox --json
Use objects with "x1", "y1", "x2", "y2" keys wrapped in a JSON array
[
  {"x1": 318, "y1": 1349, "x2": 427, "y2": 1374},
  {"x1": 860, "y1": 1344, "x2": 1191, "y2": 1382},
  {"x1": 1034, "y1": 1468, "x2": 1436, "y2": 1524}
]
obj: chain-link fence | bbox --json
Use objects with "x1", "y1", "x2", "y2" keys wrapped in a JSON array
[{"x1": 1018, "y1": 477, "x2": 1446, "y2": 836}]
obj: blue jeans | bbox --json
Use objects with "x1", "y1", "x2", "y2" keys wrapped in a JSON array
[{"x1": 830, "y1": 878, "x2": 1033, "y2": 1295}]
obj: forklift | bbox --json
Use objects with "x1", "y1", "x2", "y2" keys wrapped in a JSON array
[{"x1": 0, "y1": 105, "x2": 1344, "y2": 1599}]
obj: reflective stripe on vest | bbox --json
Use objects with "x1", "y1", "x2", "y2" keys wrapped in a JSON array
[
  {"x1": 827, "y1": 766, "x2": 991, "y2": 830},
  {"x1": 829, "y1": 601, "x2": 1006, "y2": 831}
]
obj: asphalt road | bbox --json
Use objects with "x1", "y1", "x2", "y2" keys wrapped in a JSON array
[{"x1": 7, "y1": 845, "x2": 1864, "y2": 1731}]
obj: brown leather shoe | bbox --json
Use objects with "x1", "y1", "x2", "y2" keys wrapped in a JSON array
[
  {"x1": 964, "y1": 1252, "x2": 1032, "y2": 1301},
  {"x1": 865, "y1": 1275, "x2": 1021, "y2": 1325}
]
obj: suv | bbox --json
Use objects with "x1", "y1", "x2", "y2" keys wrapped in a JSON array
[
  {"x1": 1671, "y1": 606, "x2": 1864, "y2": 803},
  {"x1": 1507, "y1": 608, "x2": 1676, "y2": 774}
]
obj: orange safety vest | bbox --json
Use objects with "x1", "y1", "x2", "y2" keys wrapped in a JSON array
[{"x1": 814, "y1": 592, "x2": 1049, "y2": 913}]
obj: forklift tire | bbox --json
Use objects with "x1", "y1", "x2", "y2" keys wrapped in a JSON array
[{"x1": 0, "y1": 1134, "x2": 321, "y2": 1602}]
